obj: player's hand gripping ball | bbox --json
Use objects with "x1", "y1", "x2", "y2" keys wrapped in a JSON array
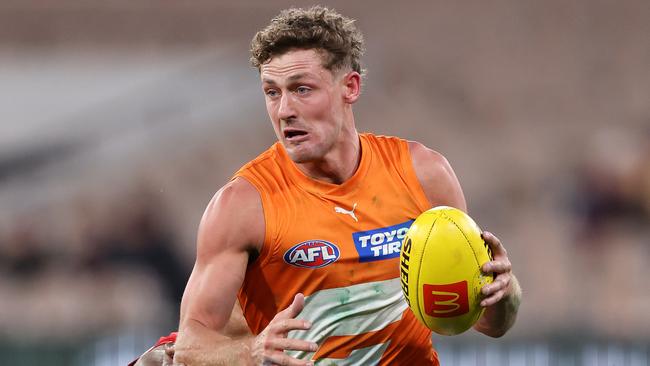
[{"x1": 399, "y1": 206, "x2": 493, "y2": 335}]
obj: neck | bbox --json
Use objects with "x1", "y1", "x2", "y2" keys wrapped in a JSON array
[{"x1": 296, "y1": 128, "x2": 361, "y2": 185}]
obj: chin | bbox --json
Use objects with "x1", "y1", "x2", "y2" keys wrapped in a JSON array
[
  {"x1": 285, "y1": 145, "x2": 321, "y2": 164},
  {"x1": 286, "y1": 150, "x2": 313, "y2": 164}
]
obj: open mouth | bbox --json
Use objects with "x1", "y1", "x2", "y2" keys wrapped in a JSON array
[{"x1": 284, "y1": 129, "x2": 308, "y2": 140}]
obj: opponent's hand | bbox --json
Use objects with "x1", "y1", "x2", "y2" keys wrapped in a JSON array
[
  {"x1": 132, "y1": 343, "x2": 176, "y2": 366},
  {"x1": 252, "y1": 293, "x2": 318, "y2": 366},
  {"x1": 480, "y1": 231, "x2": 513, "y2": 307},
  {"x1": 163, "y1": 343, "x2": 175, "y2": 366}
]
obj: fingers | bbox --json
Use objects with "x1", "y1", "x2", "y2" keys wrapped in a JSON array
[
  {"x1": 270, "y1": 318, "x2": 312, "y2": 334},
  {"x1": 478, "y1": 231, "x2": 514, "y2": 307},
  {"x1": 481, "y1": 287, "x2": 507, "y2": 307},
  {"x1": 265, "y1": 337, "x2": 318, "y2": 352},
  {"x1": 263, "y1": 351, "x2": 314, "y2": 366},
  {"x1": 480, "y1": 230, "x2": 511, "y2": 282},
  {"x1": 253, "y1": 293, "x2": 315, "y2": 366},
  {"x1": 164, "y1": 343, "x2": 175, "y2": 358},
  {"x1": 482, "y1": 275, "x2": 511, "y2": 296},
  {"x1": 276, "y1": 293, "x2": 305, "y2": 320},
  {"x1": 481, "y1": 231, "x2": 507, "y2": 258},
  {"x1": 482, "y1": 259, "x2": 511, "y2": 274},
  {"x1": 170, "y1": 350, "x2": 186, "y2": 366},
  {"x1": 481, "y1": 273, "x2": 512, "y2": 307},
  {"x1": 162, "y1": 343, "x2": 175, "y2": 366}
]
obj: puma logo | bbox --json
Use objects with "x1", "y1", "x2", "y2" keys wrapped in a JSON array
[{"x1": 335, "y1": 203, "x2": 358, "y2": 222}]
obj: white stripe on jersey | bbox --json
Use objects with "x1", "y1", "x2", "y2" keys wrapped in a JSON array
[{"x1": 286, "y1": 277, "x2": 408, "y2": 364}]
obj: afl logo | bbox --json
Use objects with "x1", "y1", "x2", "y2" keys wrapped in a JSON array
[{"x1": 283, "y1": 240, "x2": 340, "y2": 269}]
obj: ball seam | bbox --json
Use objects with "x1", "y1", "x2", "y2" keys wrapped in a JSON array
[
  {"x1": 440, "y1": 212, "x2": 481, "y2": 268},
  {"x1": 440, "y1": 212, "x2": 490, "y2": 328},
  {"x1": 415, "y1": 215, "x2": 438, "y2": 324}
]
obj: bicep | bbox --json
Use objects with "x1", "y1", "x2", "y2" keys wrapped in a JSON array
[
  {"x1": 180, "y1": 248, "x2": 249, "y2": 332},
  {"x1": 408, "y1": 141, "x2": 467, "y2": 212},
  {"x1": 179, "y1": 178, "x2": 263, "y2": 333}
]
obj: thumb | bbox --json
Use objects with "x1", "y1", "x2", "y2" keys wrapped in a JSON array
[{"x1": 277, "y1": 293, "x2": 305, "y2": 320}]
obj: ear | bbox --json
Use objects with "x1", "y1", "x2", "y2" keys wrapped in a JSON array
[{"x1": 341, "y1": 71, "x2": 361, "y2": 104}]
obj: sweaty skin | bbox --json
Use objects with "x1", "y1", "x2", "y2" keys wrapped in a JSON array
[
  {"x1": 261, "y1": 49, "x2": 362, "y2": 183},
  {"x1": 175, "y1": 49, "x2": 361, "y2": 366},
  {"x1": 173, "y1": 49, "x2": 520, "y2": 366}
]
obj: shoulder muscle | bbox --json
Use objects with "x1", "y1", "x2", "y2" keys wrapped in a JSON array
[
  {"x1": 408, "y1": 140, "x2": 467, "y2": 212},
  {"x1": 197, "y1": 177, "x2": 264, "y2": 262}
]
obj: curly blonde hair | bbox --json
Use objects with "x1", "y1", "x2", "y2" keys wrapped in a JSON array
[{"x1": 250, "y1": 6, "x2": 365, "y2": 75}]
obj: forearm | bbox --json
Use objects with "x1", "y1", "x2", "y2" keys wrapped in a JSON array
[
  {"x1": 474, "y1": 274, "x2": 522, "y2": 337},
  {"x1": 175, "y1": 319, "x2": 255, "y2": 366}
]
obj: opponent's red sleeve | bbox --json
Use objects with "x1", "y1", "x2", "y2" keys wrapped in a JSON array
[{"x1": 127, "y1": 332, "x2": 178, "y2": 366}]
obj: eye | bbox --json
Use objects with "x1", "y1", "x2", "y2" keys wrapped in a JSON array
[
  {"x1": 296, "y1": 86, "x2": 311, "y2": 95},
  {"x1": 265, "y1": 89, "x2": 279, "y2": 98}
]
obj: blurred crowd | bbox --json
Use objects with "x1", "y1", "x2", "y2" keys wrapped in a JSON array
[
  {"x1": 1, "y1": 2, "x2": 649, "y2": 361},
  {"x1": 0, "y1": 184, "x2": 189, "y2": 342},
  {"x1": 570, "y1": 128, "x2": 650, "y2": 246}
]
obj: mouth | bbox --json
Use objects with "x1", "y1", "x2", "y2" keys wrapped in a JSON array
[{"x1": 283, "y1": 128, "x2": 309, "y2": 142}]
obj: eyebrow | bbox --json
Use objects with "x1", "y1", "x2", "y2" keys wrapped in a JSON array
[{"x1": 262, "y1": 73, "x2": 312, "y2": 85}]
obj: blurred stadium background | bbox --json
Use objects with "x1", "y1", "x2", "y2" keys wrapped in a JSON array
[{"x1": 1, "y1": 1, "x2": 648, "y2": 365}]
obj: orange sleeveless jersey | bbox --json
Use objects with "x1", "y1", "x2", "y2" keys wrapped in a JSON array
[{"x1": 235, "y1": 133, "x2": 439, "y2": 365}]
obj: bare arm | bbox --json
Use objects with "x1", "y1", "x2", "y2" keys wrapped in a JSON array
[
  {"x1": 408, "y1": 141, "x2": 466, "y2": 210},
  {"x1": 133, "y1": 302, "x2": 250, "y2": 366},
  {"x1": 222, "y1": 301, "x2": 253, "y2": 338},
  {"x1": 174, "y1": 178, "x2": 261, "y2": 365},
  {"x1": 174, "y1": 178, "x2": 316, "y2": 365},
  {"x1": 408, "y1": 141, "x2": 521, "y2": 337}
]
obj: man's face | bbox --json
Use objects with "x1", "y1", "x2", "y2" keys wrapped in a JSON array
[{"x1": 260, "y1": 49, "x2": 348, "y2": 163}]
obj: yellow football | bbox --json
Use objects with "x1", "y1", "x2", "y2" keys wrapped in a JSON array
[{"x1": 399, "y1": 206, "x2": 493, "y2": 335}]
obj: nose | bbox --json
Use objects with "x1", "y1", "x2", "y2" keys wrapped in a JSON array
[{"x1": 278, "y1": 92, "x2": 297, "y2": 121}]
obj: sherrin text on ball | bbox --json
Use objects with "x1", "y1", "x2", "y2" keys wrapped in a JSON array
[{"x1": 400, "y1": 206, "x2": 493, "y2": 335}]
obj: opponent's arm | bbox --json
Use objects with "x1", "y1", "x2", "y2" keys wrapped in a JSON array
[
  {"x1": 408, "y1": 141, "x2": 521, "y2": 338},
  {"x1": 132, "y1": 303, "x2": 250, "y2": 366},
  {"x1": 174, "y1": 178, "x2": 316, "y2": 366}
]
